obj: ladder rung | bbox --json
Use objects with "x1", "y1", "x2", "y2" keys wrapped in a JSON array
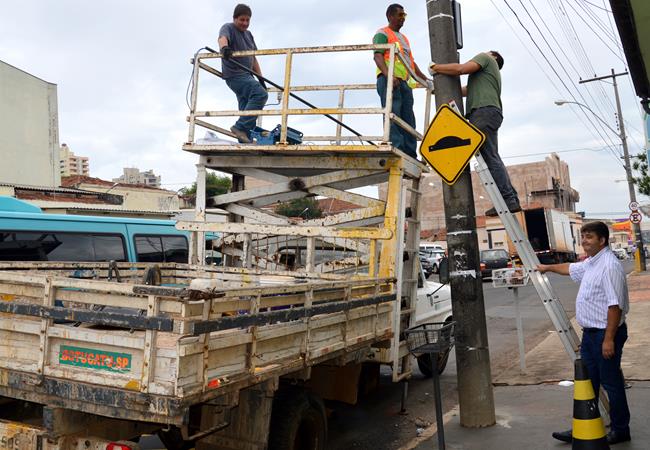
[
  {"x1": 406, "y1": 218, "x2": 420, "y2": 223},
  {"x1": 400, "y1": 308, "x2": 415, "y2": 315},
  {"x1": 406, "y1": 187, "x2": 422, "y2": 195}
]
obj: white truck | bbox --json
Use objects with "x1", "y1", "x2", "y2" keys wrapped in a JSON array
[{"x1": 486, "y1": 208, "x2": 578, "y2": 263}]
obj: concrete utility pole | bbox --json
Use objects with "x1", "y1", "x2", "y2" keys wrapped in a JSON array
[
  {"x1": 426, "y1": 0, "x2": 496, "y2": 427},
  {"x1": 580, "y1": 69, "x2": 646, "y2": 271}
]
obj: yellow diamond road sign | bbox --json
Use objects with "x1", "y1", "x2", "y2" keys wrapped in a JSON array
[{"x1": 419, "y1": 104, "x2": 486, "y2": 185}]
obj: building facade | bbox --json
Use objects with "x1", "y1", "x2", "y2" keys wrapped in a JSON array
[
  {"x1": 0, "y1": 60, "x2": 60, "y2": 187},
  {"x1": 59, "y1": 144, "x2": 89, "y2": 177},
  {"x1": 62, "y1": 175, "x2": 179, "y2": 213},
  {"x1": 410, "y1": 153, "x2": 580, "y2": 232},
  {"x1": 113, "y1": 168, "x2": 161, "y2": 188}
]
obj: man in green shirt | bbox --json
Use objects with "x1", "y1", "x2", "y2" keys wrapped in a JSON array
[{"x1": 430, "y1": 51, "x2": 520, "y2": 216}]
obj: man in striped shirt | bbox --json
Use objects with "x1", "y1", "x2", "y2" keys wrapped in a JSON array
[{"x1": 538, "y1": 221, "x2": 631, "y2": 445}]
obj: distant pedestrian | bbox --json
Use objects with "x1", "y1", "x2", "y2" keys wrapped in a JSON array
[
  {"x1": 538, "y1": 221, "x2": 631, "y2": 445},
  {"x1": 373, "y1": 3, "x2": 431, "y2": 159},
  {"x1": 430, "y1": 52, "x2": 520, "y2": 216},
  {"x1": 218, "y1": 4, "x2": 268, "y2": 143}
]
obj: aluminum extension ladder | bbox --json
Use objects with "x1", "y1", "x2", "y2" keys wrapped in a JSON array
[
  {"x1": 473, "y1": 151, "x2": 610, "y2": 417},
  {"x1": 474, "y1": 153, "x2": 580, "y2": 358}
]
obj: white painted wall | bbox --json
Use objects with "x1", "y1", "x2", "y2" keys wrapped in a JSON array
[{"x1": 0, "y1": 60, "x2": 60, "y2": 187}]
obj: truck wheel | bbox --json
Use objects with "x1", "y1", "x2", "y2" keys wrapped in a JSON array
[
  {"x1": 416, "y1": 349, "x2": 451, "y2": 378},
  {"x1": 268, "y1": 389, "x2": 327, "y2": 450}
]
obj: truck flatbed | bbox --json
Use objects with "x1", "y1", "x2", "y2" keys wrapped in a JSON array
[{"x1": 0, "y1": 262, "x2": 395, "y2": 425}]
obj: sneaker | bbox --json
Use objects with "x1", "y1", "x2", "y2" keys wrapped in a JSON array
[{"x1": 230, "y1": 126, "x2": 251, "y2": 143}]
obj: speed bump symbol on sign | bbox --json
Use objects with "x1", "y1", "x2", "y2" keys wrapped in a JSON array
[{"x1": 419, "y1": 104, "x2": 486, "y2": 185}]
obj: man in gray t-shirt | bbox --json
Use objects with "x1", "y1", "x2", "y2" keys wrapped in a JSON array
[{"x1": 218, "y1": 4, "x2": 268, "y2": 143}]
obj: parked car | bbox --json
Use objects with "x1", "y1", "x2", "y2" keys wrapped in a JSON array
[
  {"x1": 612, "y1": 248, "x2": 628, "y2": 260},
  {"x1": 419, "y1": 248, "x2": 446, "y2": 274},
  {"x1": 420, "y1": 255, "x2": 435, "y2": 277},
  {"x1": 480, "y1": 249, "x2": 512, "y2": 279}
]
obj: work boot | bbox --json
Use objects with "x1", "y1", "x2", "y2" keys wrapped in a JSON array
[
  {"x1": 551, "y1": 429, "x2": 572, "y2": 443},
  {"x1": 230, "y1": 126, "x2": 251, "y2": 143},
  {"x1": 485, "y1": 200, "x2": 522, "y2": 217},
  {"x1": 607, "y1": 430, "x2": 631, "y2": 444}
]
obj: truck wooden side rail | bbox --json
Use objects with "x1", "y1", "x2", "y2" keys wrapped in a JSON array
[{"x1": 0, "y1": 262, "x2": 395, "y2": 447}]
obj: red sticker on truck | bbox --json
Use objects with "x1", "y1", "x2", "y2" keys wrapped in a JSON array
[{"x1": 58, "y1": 345, "x2": 132, "y2": 373}]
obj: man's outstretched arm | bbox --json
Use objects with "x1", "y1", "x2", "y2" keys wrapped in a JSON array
[
  {"x1": 537, "y1": 263, "x2": 571, "y2": 275},
  {"x1": 430, "y1": 60, "x2": 481, "y2": 76}
]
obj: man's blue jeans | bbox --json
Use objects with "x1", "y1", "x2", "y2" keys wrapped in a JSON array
[
  {"x1": 580, "y1": 324, "x2": 630, "y2": 435},
  {"x1": 225, "y1": 74, "x2": 268, "y2": 134},
  {"x1": 376, "y1": 75, "x2": 417, "y2": 158},
  {"x1": 468, "y1": 106, "x2": 519, "y2": 204}
]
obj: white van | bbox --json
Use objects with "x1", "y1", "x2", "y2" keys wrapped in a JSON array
[{"x1": 420, "y1": 242, "x2": 445, "y2": 253}]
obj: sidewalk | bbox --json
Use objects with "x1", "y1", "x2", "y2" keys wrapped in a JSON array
[{"x1": 407, "y1": 270, "x2": 650, "y2": 450}]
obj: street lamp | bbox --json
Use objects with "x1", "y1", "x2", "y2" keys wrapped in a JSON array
[{"x1": 555, "y1": 99, "x2": 646, "y2": 270}]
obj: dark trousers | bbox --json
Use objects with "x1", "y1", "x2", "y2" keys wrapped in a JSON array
[
  {"x1": 225, "y1": 74, "x2": 269, "y2": 133},
  {"x1": 580, "y1": 324, "x2": 630, "y2": 434},
  {"x1": 468, "y1": 106, "x2": 519, "y2": 204},
  {"x1": 376, "y1": 75, "x2": 417, "y2": 158}
]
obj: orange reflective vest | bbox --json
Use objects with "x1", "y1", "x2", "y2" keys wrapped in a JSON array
[{"x1": 375, "y1": 26, "x2": 416, "y2": 88}]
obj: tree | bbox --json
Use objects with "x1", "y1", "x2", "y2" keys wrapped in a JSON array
[
  {"x1": 180, "y1": 172, "x2": 232, "y2": 204},
  {"x1": 631, "y1": 152, "x2": 650, "y2": 196},
  {"x1": 275, "y1": 197, "x2": 323, "y2": 219}
]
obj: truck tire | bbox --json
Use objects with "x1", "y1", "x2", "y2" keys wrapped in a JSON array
[
  {"x1": 416, "y1": 349, "x2": 451, "y2": 378},
  {"x1": 268, "y1": 388, "x2": 327, "y2": 450}
]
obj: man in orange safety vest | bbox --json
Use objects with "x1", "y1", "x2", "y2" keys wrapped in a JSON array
[{"x1": 373, "y1": 3, "x2": 431, "y2": 159}]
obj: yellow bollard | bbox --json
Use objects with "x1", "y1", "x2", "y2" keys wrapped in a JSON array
[{"x1": 634, "y1": 248, "x2": 642, "y2": 272}]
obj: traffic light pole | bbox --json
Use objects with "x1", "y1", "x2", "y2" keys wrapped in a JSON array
[
  {"x1": 580, "y1": 70, "x2": 646, "y2": 271},
  {"x1": 426, "y1": 0, "x2": 496, "y2": 427}
]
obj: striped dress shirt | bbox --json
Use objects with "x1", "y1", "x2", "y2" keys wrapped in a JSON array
[{"x1": 569, "y1": 246, "x2": 629, "y2": 329}]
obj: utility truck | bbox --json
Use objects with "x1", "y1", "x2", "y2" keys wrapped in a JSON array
[
  {"x1": 0, "y1": 44, "x2": 451, "y2": 449},
  {"x1": 485, "y1": 207, "x2": 579, "y2": 263}
]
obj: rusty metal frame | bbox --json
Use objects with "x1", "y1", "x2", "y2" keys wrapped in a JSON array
[{"x1": 186, "y1": 43, "x2": 432, "y2": 148}]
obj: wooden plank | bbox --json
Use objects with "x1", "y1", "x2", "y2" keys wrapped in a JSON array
[
  {"x1": 37, "y1": 279, "x2": 55, "y2": 376},
  {"x1": 140, "y1": 295, "x2": 159, "y2": 393}
]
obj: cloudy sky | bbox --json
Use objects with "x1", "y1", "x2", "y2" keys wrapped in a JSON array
[{"x1": 1, "y1": 0, "x2": 647, "y2": 218}]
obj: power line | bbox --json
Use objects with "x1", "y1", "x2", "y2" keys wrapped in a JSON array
[
  {"x1": 504, "y1": 0, "x2": 623, "y2": 163},
  {"x1": 501, "y1": 145, "x2": 611, "y2": 159},
  {"x1": 548, "y1": 0, "x2": 619, "y2": 120},
  {"x1": 580, "y1": 0, "x2": 611, "y2": 13},
  {"x1": 565, "y1": 0, "x2": 626, "y2": 63},
  {"x1": 545, "y1": 0, "x2": 623, "y2": 153},
  {"x1": 601, "y1": 0, "x2": 646, "y2": 119},
  {"x1": 541, "y1": 0, "x2": 618, "y2": 126}
]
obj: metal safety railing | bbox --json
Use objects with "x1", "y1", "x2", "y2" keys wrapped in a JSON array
[{"x1": 186, "y1": 43, "x2": 433, "y2": 150}]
